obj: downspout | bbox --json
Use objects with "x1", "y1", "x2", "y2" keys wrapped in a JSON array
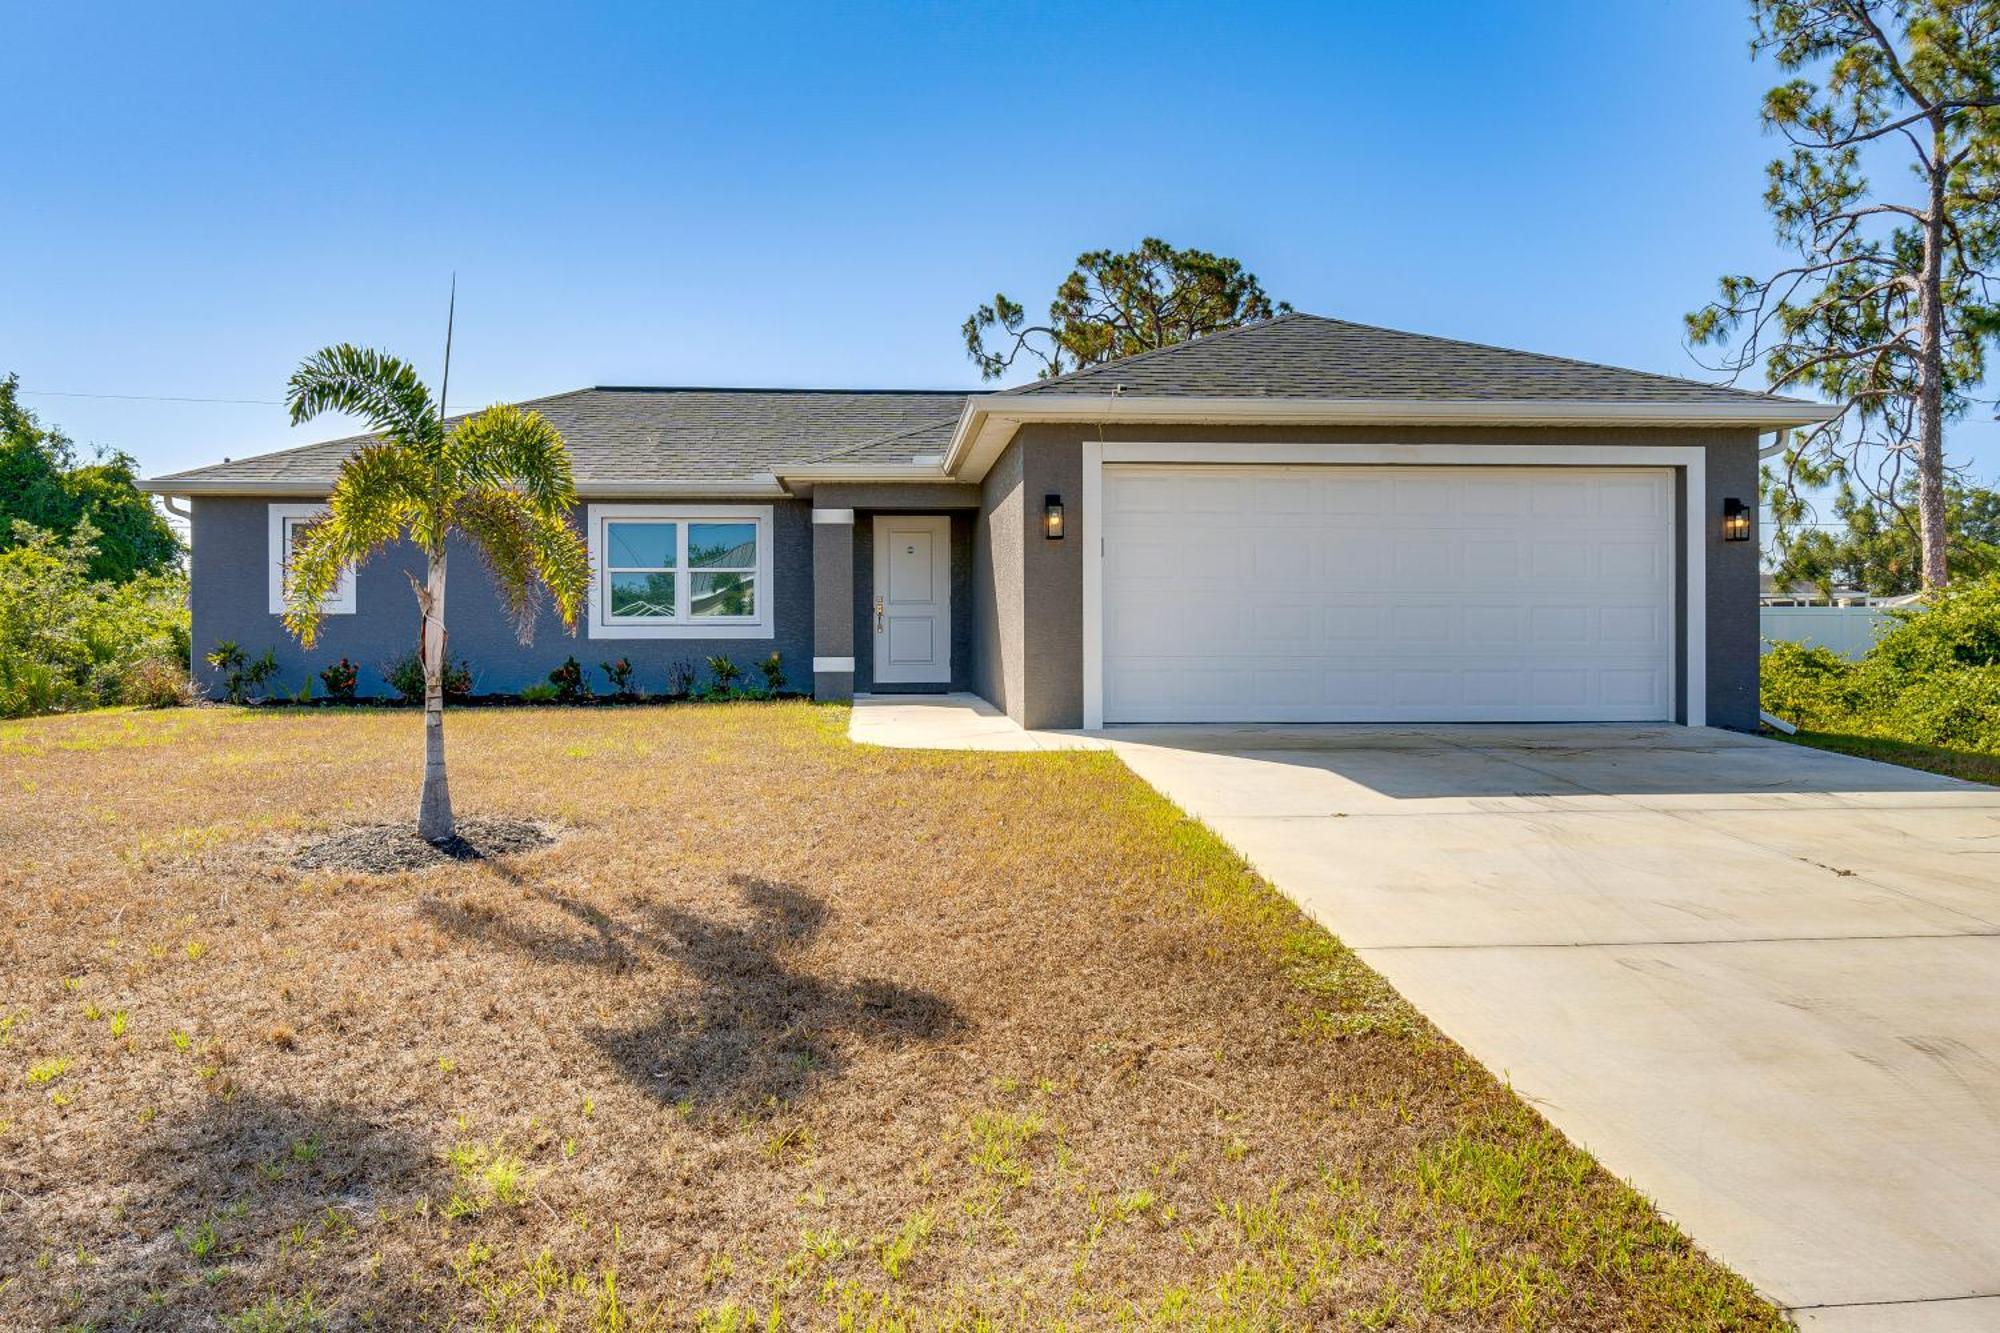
[{"x1": 161, "y1": 496, "x2": 194, "y2": 677}]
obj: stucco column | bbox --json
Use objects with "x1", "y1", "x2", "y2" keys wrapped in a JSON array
[{"x1": 811, "y1": 507, "x2": 855, "y2": 701}]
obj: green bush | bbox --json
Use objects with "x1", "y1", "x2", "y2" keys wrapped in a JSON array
[
  {"x1": 518, "y1": 681, "x2": 560, "y2": 702},
  {"x1": 1762, "y1": 574, "x2": 2000, "y2": 752},
  {"x1": 121, "y1": 654, "x2": 195, "y2": 708},
  {"x1": 0, "y1": 519, "x2": 188, "y2": 718},
  {"x1": 548, "y1": 655, "x2": 592, "y2": 702},
  {"x1": 318, "y1": 657, "x2": 359, "y2": 700},
  {"x1": 205, "y1": 640, "x2": 279, "y2": 704},
  {"x1": 384, "y1": 651, "x2": 472, "y2": 703}
]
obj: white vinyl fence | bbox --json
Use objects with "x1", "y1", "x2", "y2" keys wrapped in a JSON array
[{"x1": 1759, "y1": 605, "x2": 1898, "y2": 660}]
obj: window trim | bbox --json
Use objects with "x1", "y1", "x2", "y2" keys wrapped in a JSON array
[
  {"x1": 586, "y1": 503, "x2": 775, "y2": 640},
  {"x1": 267, "y1": 503, "x2": 356, "y2": 615}
]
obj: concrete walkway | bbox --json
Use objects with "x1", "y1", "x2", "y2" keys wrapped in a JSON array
[
  {"x1": 850, "y1": 698, "x2": 2000, "y2": 1329},
  {"x1": 847, "y1": 692, "x2": 1109, "y2": 751}
]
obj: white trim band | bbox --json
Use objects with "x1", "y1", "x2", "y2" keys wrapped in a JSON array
[
  {"x1": 812, "y1": 509, "x2": 856, "y2": 525},
  {"x1": 946, "y1": 395, "x2": 1834, "y2": 482},
  {"x1": 813, "y1": 656, "x2": 855, "y2": 673}
]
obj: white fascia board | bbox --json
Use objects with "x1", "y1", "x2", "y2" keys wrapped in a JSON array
[
  {"x1": 771, "y1": 463, "x2": 953, "y2": 484},
  {"x1": 577, "y1": 476, "x2": 787, "y2": 498},
  {"x1": 140, "y1": 475, "x2": 792, "y2": 499},
  {"x1": 944, "y1": 395, "x2": 1839, "y2": 482},
  {"x1": 139, "y1": 478, "x2": 333, "y2": 497}
]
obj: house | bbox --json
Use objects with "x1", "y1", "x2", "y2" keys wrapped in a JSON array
[
  {"x1": 141, "y1": 314, "x2": 1834, "y2": 730},
  {"x1": 1758, "y1": 574, "x2": 1876, "y2": 607}
]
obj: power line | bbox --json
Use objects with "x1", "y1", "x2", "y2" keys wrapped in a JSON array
[{"x1": 18, "y1": 389, "x2": 285, "y2": 405}]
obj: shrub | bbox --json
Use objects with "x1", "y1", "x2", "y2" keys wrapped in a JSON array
[
  {"x1": 0, "y1": 519, "x2": 189, "y2": 717},
  {"x1": 548, "y1": 655, "x2": 593, "y2": 702},
  {"x1": 318, "y1": 657, "x2": 358, "y2": 700},
  {"x1": 519, "y1": 681, "x2": 560, "y2": 702},
  {"x1": 1758, "y1": 640, "x2": 1861, "y2": 730},
  {"x1": 704, "y1": 655, "x2": 742, "y2": 698},
  {"x1": 600, "y1": 656, "x2": 634, "y2": 695},
  {"x1": 205, "y1": 640, "x2": 279, "y2": 704},
  {"x1": 1762, "y1": 574, "x2": 2000, "y2": 753},
  {"x1": 759, "y1": 651, "x2": 786, "y2": 694},
  {"x1": 121, "y1": 654, "x2": 195, "y2": 709},
  {"x1": 665, "y1": 659, "x2": 697, "y2": 698},
  {"x1": 384, "y1": 651, "x2": 472, "y2": 704}
]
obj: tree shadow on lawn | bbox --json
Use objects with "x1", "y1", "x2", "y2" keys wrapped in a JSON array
[
  {"x1": 30, "y1": 1089, "x2": 444, "y2": 1330},
  {"x1": 422, "y1": 874, "x2": 965, "y2": 1116}
]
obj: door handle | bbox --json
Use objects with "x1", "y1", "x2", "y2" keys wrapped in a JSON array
[{"x1": 874, "y1": 595, "x2": 884, "y2": 633}]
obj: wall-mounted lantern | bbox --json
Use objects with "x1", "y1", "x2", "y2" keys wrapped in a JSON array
[
  {"x1": 1721, "y1": 497, "x2": 1752, "y2": 542},
  {"x1": 1044, "y1": 494, "x2": 1065, "y2": 540}
]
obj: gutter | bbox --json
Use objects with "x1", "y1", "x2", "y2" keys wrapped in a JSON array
[
  {"x1": 139, "y1": 475, "x2": 791, "y2": 500},
  {"x1": 770, "y1": 462, "x2": 952, "y2": 486},
  {"x1": 945, "y1": 394, "x2": 1841, "y2": 482}
]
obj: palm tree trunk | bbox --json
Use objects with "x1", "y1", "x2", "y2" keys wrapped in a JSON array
[{"x1": 416, "y1": 548, "x2": 454, "y2": 842}]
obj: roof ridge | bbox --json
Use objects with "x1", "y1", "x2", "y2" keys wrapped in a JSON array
[
  {"x1": 992, "y1": 312, "x2": 1304, "y2": 395},
  {"x1": 592, "y1": 385, "x2": 979, "y2": 396}
]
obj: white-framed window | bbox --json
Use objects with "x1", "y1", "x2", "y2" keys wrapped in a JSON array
[
  {"x1": 267, "y1": 503, "x2": 356, "y2": 615},
  {"x1": 586, "y1": 504, "x2": 775, "y2": 639}
]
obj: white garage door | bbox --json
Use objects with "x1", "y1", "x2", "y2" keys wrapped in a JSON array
[{"x1": 1101, "y1": 465, "x2": 1676, "y2": 723}]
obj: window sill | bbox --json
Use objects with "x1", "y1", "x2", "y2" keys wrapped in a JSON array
[{"x1": 587, "y1": 621, "x2": 775, "y2": 641}]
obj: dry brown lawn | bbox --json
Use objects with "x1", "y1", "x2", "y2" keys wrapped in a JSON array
[{"x1": 0, "y1": 703, "x2": 1785, "y2": 1331}]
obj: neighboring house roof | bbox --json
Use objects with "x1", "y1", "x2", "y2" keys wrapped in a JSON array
[
  {"x1": 1758, "y1": 573, "x2": 1877, "y2": 605},
  {"x1": 141, "y1": 387, "x2": 979, "y2": 494},
  {"x1": 142, "y1": 312, "x2": 1836, "y2": 495},
  {"x1": 995, "y1": 312, "x2": 1803, "y2": 404}
]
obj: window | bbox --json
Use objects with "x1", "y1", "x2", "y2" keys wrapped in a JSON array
[
  {"x1": 267, "y1": 504, "x2": 356, "y2": 615},
  {"x1": 588, "y1": 504, "x2": 774, "y2": 639}
]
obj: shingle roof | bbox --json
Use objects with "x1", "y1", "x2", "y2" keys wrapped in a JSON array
[
  {"x1": 143, "y1": 387, "x2": 979, "y2": 491},
  {"x1": 999, "y1": 312, "x2": 1803, "y2": 405},
  {"x1": 144, "y1": 313, "x2": 1818, "y2": 493}
]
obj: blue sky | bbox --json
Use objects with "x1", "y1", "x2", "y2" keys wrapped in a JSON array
[{"x1": 7, "y1": 0, "x2": 1997, "y2": 495}]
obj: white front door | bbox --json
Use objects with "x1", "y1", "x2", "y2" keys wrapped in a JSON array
[
  {"x1": 872, "y1": 514, "x2": 951, "y2": 684},
  {"x1": 1100, "y1": 465, "x2": 1676, "y2": 723}
]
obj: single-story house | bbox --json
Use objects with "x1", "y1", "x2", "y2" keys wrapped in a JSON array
[{"x1": 142, "y1": 314, "x2": 1833, "y2": 729}]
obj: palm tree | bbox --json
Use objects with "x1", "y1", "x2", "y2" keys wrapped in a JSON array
[{"x1": 281, "y1": 346, "x2": 590, "y2": 842}]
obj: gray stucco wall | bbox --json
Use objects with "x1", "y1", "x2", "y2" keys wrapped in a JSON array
[
  {"x1": 189, "y1": 496, "x2": 816, "y2": 698},
  {"x1": 976, "y1": 422, "x2": 1765, "y2": 732},
  {"x1": 1014, "y1": 428, "x2": 1085, "y2": 730},
  {"x1": 811, "y1": 516, "x2": 855, "y2": 702},
  {"x1": 1703, "y1": 431, "x2": 1762, "y2": 731},
  {"x1": 973, "y1": 439, "x2": 1025, "y2": 718},
  {"x1": 852, "y1": 512, "x2": 973, "y2": 692}
]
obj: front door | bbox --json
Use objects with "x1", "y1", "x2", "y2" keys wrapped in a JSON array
[{"x1": 872, "y1": 514, "x2": 951, "y2": 685}]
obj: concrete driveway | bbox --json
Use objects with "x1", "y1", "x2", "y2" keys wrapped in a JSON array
[{"x1": 1103, "y1": 724, "x2": 2000, "y2": 1331}]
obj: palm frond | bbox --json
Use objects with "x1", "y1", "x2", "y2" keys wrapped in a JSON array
[
  {"x1": 286, "y1": 345, "x2": 442, "y2": 447},
  {"x1": 447, "y1": 404, "x2": 578, "y2": 515},
  {"x1": 283, "y1": 445, "x2": 421, "y2": 646},
  {"x1": 452, "y1": 489, "x2": 591, "y2": 643}
]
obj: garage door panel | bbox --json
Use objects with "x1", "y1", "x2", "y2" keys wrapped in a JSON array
[
  {"x1": 1102, "y1": 465, "x2": 1674, "y2": 723},
  {"x1": 1599, "y1": 475, "x2": 1669, "y2": 517},
  {"x1": 1462, "y1": 540, "x2": 1523, "y2": 577},
  {"x1": 1393, "y1": 476, "x2": 1460, "y2": 515}
]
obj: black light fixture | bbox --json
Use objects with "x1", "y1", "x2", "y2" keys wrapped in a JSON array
[
  {"x1": 1044, "y1": 494, "x2": 1065, "y2": 540},
  {"x1": 1721, "y1": 497, "x2": 1752, "y2": 542}
]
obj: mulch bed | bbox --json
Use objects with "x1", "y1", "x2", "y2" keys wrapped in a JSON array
[{"x1": 291, "y1": 816, "x2": 557, "y2": 873}]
